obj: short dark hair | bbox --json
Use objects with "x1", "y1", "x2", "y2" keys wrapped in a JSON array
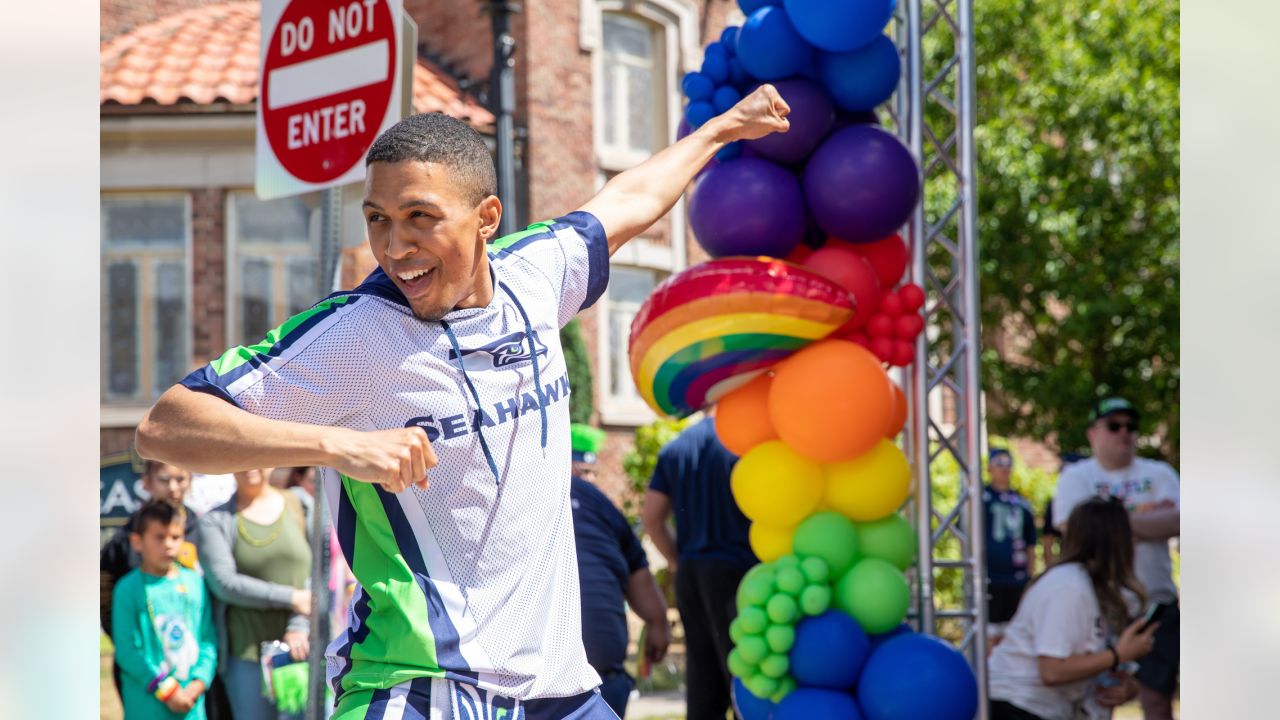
[
  {"x1": 366, "y1": 113, "x2": 496, "y2": 206},
  {"x1": 133, "y1": 499, "x2": 182, "y2": 536}
]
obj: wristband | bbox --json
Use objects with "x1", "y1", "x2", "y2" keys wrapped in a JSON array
[
  {"x1": 1106, "y1": 644, "x2": 1120, "y2": 672},
  {"x1": 154, "y1": 676, "x2": 180, "y2": 702},
  {"x1": 146, "y1": 669, "x2": 169, "y2": 693}
]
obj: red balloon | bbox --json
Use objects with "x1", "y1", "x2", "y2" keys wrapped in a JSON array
[
  {"x1": 870, "y1": 337, "x2": 894, "y2": 362},
  {"x1": 850, "y1": 234, "x2": 909, "y2": 288},
  {"x1": 899, "y1": 283, "x2": 925, "y2": 312},
  {"x1": 890, "y1": 340, "x2": 915, "y2": 367},
  {"x1": 866, "y1": 314, "x2": 894, "y2": 338},
  {"x1": 785, "y1": 244, "x2": 814, "y2": 264},
  {"x1": 895, "y1": 314, "x2": 924, "y2": 340},
  {"x1": 878, "y1": 290, "x2": 904, "y2": 317},
  {"x1": 804, "y1": 247, "x2": 881, "y2": 330},
  {"x1": 849, "y1": 331, "x2": 870, "y2": 346}
]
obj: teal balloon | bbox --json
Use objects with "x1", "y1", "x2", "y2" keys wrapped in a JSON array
[
  {"x1": 799, "y1": 556, "x2": 830, "y2": 584},
  {"x1": 767, "y1": 593, "x2": 801, "y2": 624},
  {"x1": 775, "y1": 566, "x2": 806, "y2": 596},
  {"x1": 835, "y1": 557, "x2": 910, "y2": 634},
  {"x1": 799, "y1": 584, "x2": 832, "y2": 616},
  {"x1": 760, "y1": 653, "x2": 791, "y2": 678},
  {"x1": 766, "y1": 624, "x2": 797, "y2": 653},
  {"x1": 739, "y1": 606, "x2": 769, "y2": 634},
  {"x1": 738, "y1": 635, "x2": 769, "y2": 665},
  {"x1": 793, "y1": 511, "x2": 860, "y2": 577},
  {"x1": 857, "y1": 514, "x2": 916, "y2": 571}
]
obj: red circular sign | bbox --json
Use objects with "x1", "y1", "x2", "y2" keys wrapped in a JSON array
[{"x1": 262, "y1": 0, "x2": 396, "y2": 184}]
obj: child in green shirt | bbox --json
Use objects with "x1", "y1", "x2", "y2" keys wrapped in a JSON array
[{"x1": 112, "y1": 500, "x2": 217, "y2": 719}]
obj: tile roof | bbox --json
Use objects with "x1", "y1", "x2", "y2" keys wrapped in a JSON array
[{"x1": 100, "y1": 1, "x2": 493, "y2": 128}]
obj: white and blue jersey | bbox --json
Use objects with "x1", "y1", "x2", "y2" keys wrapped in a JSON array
[{"x1": 180, "y1": 212, "x2": 610, "y2": 703}]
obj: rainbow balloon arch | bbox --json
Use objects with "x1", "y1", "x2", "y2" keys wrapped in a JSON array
[{"x1": 628, "y1": 0, "x2": 987, "y2": 717}]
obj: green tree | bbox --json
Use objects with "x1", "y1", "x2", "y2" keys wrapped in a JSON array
[
  {"x1": 968, "y1": 0, "x2": 1180, "y2": 461},
  {"x1": 559, "y1": 318, "x2": 594, "y2": 425},
  {"x1": 620, "y1": 417, "x2": 692, "y2": 523}
]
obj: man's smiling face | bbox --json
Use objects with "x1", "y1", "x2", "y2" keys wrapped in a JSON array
[{"x1": 362, "y1": 160, "x2": 501, "y2": 321}]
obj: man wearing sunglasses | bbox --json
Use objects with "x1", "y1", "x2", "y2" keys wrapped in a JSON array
[{"x1": 1052, "y1": 397, "x2": 1180, "y2": 720}]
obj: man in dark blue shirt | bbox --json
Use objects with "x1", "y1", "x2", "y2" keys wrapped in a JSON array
[
  {"x1": 983, "y1": 448, "x2": 1039, "y2": 633},
  {"x1": 569, "y1": 424, "x2": 669, "y2": 718},
  {"x1": 642, "y1": 414, "x2": 755, "y2": 720}
]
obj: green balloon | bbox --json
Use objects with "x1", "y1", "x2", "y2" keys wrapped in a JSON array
[
  {"x1": 799, "y1": 584, "x2": 832, "y2": 616},
  {"x1": 727, "y1": 647, "x2": 752, "y2": 678},
  {"x1": 765, "y1": 624, "x2": 796, "y2": 653},
  {"x1": 835, "y1": 557, "x2": 911, "y2": 634},
  {"x1": 729, "y1": 617, "x2": 746, "y2": 644},
  {"x1": 793, "y1": 511, "x2": 860, "y2": 577},
  {"x1": 773, "y1": 554, "x2": 801, "y2": 570},
  {"x1": 737, "y1": 635, "x2": 768, "y2": 665},
  {"x1": 759, "y1": 653, "x2": 790, "y2": 679},
  {"x1": 799, "y1": 556, "x2": 830, "y2": 584},
  {"x1": 857, "y1": 514, "x2": 916, "y2": 570},
  {"x1": 737, "y1": 574, "x2": 774, "y2": 609},
  {"x1": 746, "y1": 673, "x2": 778, "y2": 699},
  {"x1": 738, "y1": 606, "x2": 769, "y2": 635},
  {"x1": 766, "y1": 593, "x2": 800, "y2": 625},
  {"x1": 770, "y1": 675, "x2": 797, "y2": 703},
  {"x1": 775, "y1": 566, "x2": 806, "y2": 596}
]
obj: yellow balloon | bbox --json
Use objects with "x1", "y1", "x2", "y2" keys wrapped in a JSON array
[
  {"x1": 731, "y1": 441, "x2": 825, "y2": 527},
  {"x1": 824, "y1": 439, "x2": 911, "y2": 522},
  {"x1": 750, "y1": 522, "x2": 796, "y2": 562}
]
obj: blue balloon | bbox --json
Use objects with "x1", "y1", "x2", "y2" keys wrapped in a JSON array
[
  {"x1": 736, "y1": 6, "x2": 814, "y2": 82},
  {"x1": 776, "y1": 689, "x2": 863, "y2": 720},
  {"x1": 702, "y1": 42, "x2": 731, "y2": 85},
  {"x1": 682, "y1": 72, "x2": 715, "y2": 102},
  {"x1": 790, "y1": 610, "x2": 871, "y2": 689},
  {"x1": 868, "y1": 623, "x2": 912, "y2": 650},
  {"x1": 729, "y1": 58, "x2": 752, "y2": 89},
  {"x1": 732, "y1": 677, "x2": 776, "y2": 720},
  {"x1": 817, "y1": 35, "x2": 900, "y2": 111},
  {"x1": 783, "y1": 0, "x2": 896, "y2": 52},
  {"x1": 738, "y1": 0, "x2": 778, "y2": 14},
  {"x1": 715, "y1": 141, "x2": 744, "y2": 161},
  {"x1": 857, "y1": 634, "x2": 978, "y2": 720},
  {"x1": 713, "y1": 85, "x2": 742, "y2": 114},
  {"x1": 721, "y1": 26, "x2": 740, "y2": 52},
  {"x1": 685, "y1": 100, "x2": 716, "y2": 129}
]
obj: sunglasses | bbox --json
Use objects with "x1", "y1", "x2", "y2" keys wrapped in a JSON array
[{"x1": 1105, "y1": 420, "x2": 1138, "y2": 434}]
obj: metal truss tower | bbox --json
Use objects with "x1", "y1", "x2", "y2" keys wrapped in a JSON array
[{"x1": 896, "y1": 0, "x2": 988, "y2": 714}]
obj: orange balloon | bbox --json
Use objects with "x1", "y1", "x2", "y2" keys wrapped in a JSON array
[
  {"x1": 885, "y1": 381, "x2": 907, "y2": 438},
  {"x1": 768, "y1": 339, "x2": 895, "y2": 463},
  {"x1": 714, "y1": 373, "x2": 779, "y2": 456}
]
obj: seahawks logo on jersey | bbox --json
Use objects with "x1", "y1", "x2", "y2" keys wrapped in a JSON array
[{"x1": 448, "y1": 331, "x2": 548, "y2": 370}]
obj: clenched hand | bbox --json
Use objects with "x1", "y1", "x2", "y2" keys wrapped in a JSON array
[
  {"x1": 325, "y1": 427, "x2": 437, "y2": 492},
  {"x1": 716, "y1": 84, "x2": 791, "y2": 143}
]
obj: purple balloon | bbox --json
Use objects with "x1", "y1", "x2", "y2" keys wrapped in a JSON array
[
  {"x1": 689, "y1": 156, "x2": 806, "y2": 258},
  {"x1": 803, "y1": 125, "x2": 919, "y2": 243},
  {"x1": 745, "y1": 78, "x2": 835, "y2": 165}
]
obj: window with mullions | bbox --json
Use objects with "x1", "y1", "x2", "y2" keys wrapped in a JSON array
[
  {"x1": 101, "y1": 194, "x2": 191, "y2": 404},
  {"x1": 598, "y1": 12, "x2": 667, "y2": 170},
  {"x1": 227, "y1": 191, "x2": 321, "y2": 346}
]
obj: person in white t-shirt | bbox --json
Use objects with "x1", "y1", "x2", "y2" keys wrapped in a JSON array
[
  {"x1": 989, "y1": 497, "x2": 1158, "y2": 720},
  {"x1": 1053, "y1": 397, "x2": 1180, "y2": 720}
]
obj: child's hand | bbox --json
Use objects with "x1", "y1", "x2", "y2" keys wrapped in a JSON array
[{"x1": 164, "y1": 686, "x2": 195, "y2": 714}]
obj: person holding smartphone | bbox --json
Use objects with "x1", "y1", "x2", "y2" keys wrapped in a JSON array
[
  {"x1": 988, "y1": 497, "x2": 1159, "y2": 719},
  {"x1": 1053, "y1": 398, "x2": 1180, "y2": 720}
]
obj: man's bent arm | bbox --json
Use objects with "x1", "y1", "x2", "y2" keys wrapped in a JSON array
[
  {"x1": 579, "y1": 84, "x2": 791, "y2": 255},
  {"x1": 1130, "y1": 506, "x2": 1179, "y2": 541},
  {"x1": 136, "y1": 385, "x2": 434, "y2": 491},
  {"x1": 642, "y1": 489, "x2": 679, "y2": 571}
]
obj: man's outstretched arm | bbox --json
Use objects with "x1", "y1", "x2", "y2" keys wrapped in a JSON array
[
  {"x1": 136, "y1": 385, "x2": 434, "y2": 492},
  {"x1": 578, "y1": 84, "x2": 791, "y2": 256}
]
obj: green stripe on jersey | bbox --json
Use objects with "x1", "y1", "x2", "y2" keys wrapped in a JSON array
[
  {"x1": 208, "y1": 295, "x2": 355, "y2": 375},
  {"x1": 488, "y1": 220, "x2": 555, "y2": 251},
  {"x1": 337, "y1": 475, "x2": 445, "y2": 694}
]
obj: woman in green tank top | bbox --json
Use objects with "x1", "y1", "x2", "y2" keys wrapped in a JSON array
[{"x1": 197, "y1": 468, "x2": 313, "y2": 720}]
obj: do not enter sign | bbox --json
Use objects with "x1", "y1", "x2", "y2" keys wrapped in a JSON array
[{"x1": 256, "y1": 0, "x2": 403, "y2": 199}]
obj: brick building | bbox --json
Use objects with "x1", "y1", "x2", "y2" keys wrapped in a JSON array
[{"x1": 100, "y1": 0, "x2": 747, "y2": 508}]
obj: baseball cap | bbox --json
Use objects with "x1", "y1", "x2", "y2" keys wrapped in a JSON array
[
  {"x1": 1088, "y1": 397, "x2": 1139, "y2": 423},
  {"x1": 571, "y1": 423, "x2": 605, "y2": 466},
  {"x1": 988, "y1": 448, "x2": 1012, "y2": 466}
]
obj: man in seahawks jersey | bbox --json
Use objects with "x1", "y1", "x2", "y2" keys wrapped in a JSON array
[{"x1": 137, "y1": 85, "x2": 791, "y2": 719}]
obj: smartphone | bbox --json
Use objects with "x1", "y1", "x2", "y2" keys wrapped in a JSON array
[{"x1": 1139, "y1": 601, "x2": 1169, "y2": 632}]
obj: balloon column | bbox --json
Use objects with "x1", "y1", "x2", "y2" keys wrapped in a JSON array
[{"x1": 626, "y1": 0, "x2": 980, "y2": 717}]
